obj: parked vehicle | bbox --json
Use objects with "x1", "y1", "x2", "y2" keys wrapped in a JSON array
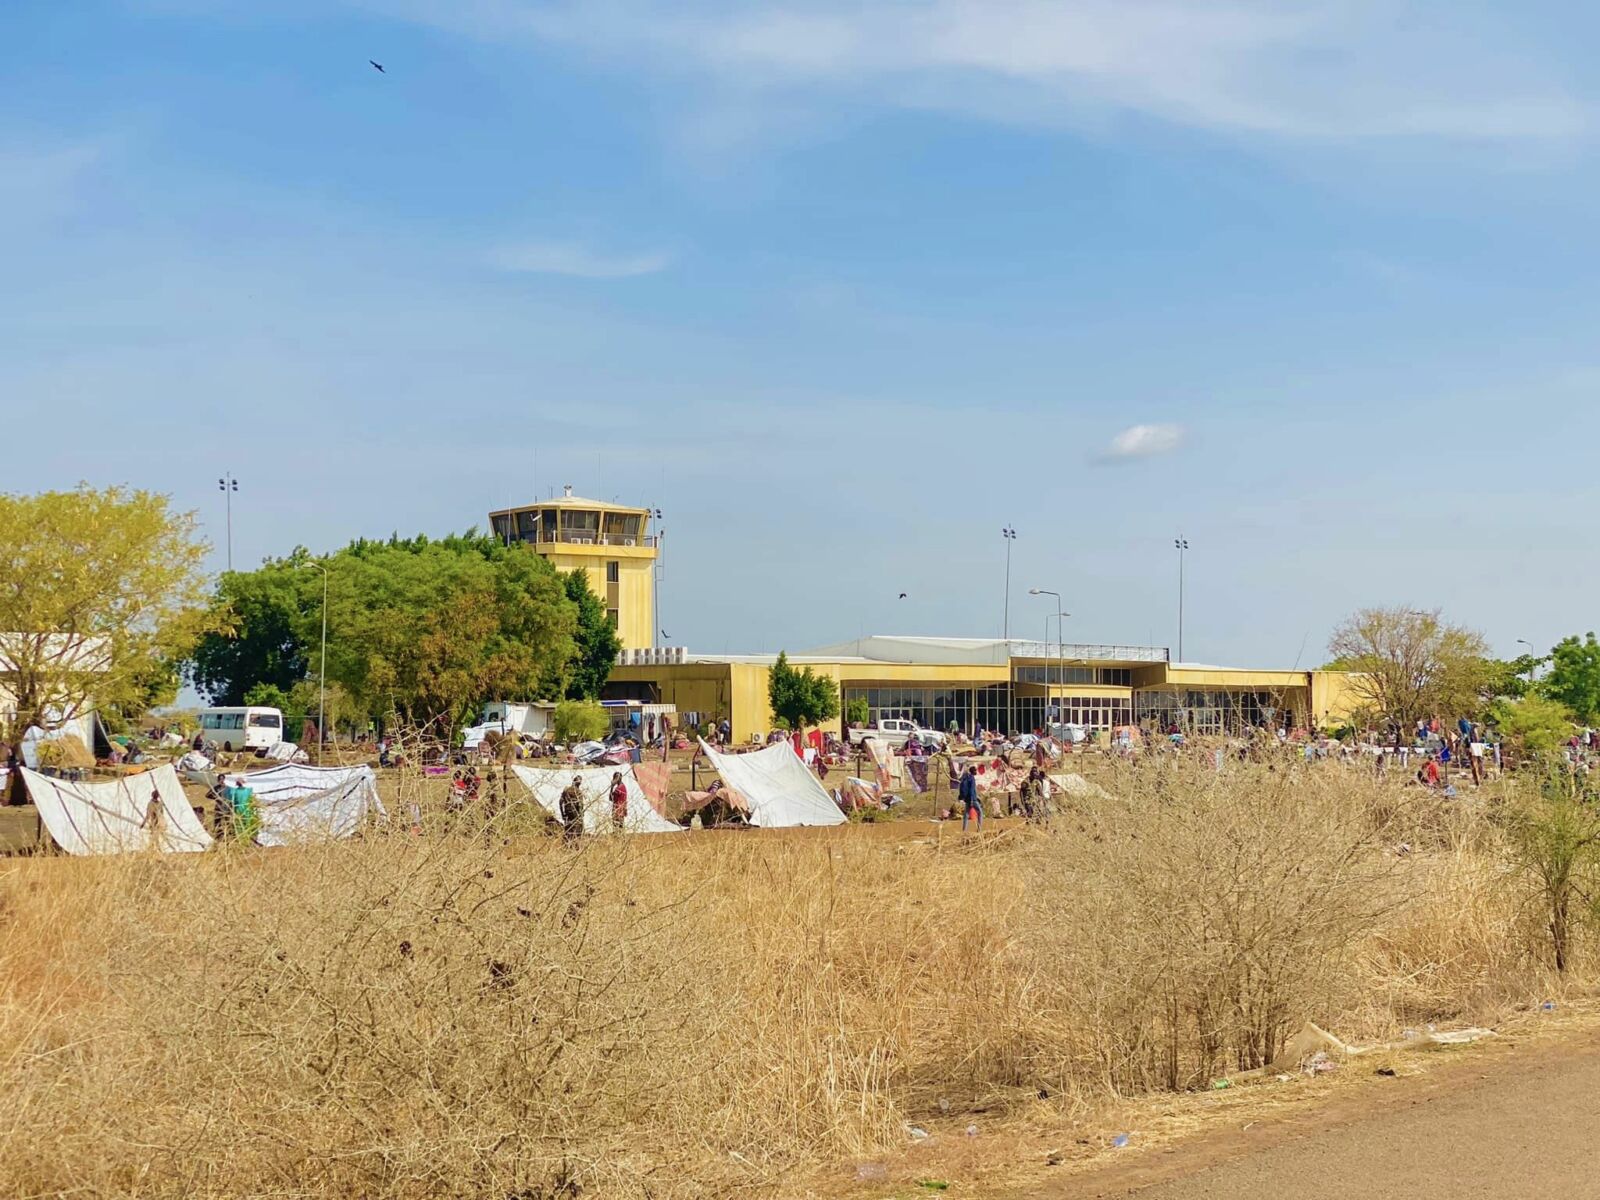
[
  {"x1": 846, "y1": 717, "x2": 948, "y2": 750},
  {"x1": 197, "y1": 706, "x2": 284, "y2": 752}
]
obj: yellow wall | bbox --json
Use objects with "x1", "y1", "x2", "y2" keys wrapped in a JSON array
[
  {"x1": 609, "y1": 658, "x2": 1364, "y2": 739},
  {"x1": 540, "y1": 543, "x2": 656, "y2": 651}
]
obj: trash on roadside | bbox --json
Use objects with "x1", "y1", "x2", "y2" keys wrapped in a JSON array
[
  {"x1": 1305, "y1": 1051, "x2": 1338, "y2": 1075},
  {"x1": 1376, "y1": 1066, "x2": 1397, "y2": 1077},
  {"x1": 965, "y1": 1124, "x2": 979, "y2": 1138},
  {"x1": 854, "y1": 1162, "x2": 889, "y2": 1183},
  {"x1": 938, "y1": 1097, "x2": 951, "y2": 1113},
  {"x1": 905, "y1": 1124, "x2": 930, "y2": 1141},
  {"x1": 1211, "y1": 1078, "x2": 1232, "y2": 1090},
  {"x1": 1111, "y1": 1133, "x2": 1131, "y2": 1149},
  {"x1": 1542, "y1": 1001, "x2": 1557, "y2": 1012},
  {"x1": 917, "y1": 1181, "x2": 950, "y2": 1192}
]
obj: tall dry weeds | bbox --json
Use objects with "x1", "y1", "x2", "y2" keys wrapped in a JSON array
[{"x1": 0, "y1": 754, "x2": 1588, "y2": 1197}]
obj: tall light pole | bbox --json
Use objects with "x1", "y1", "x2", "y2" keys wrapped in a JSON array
[
  {"x1": 1174, "y1": 538, "x2": 1189, "y2": 662},
  {"x1": 649, "y1": 507, "x2": 663, "y2": 651},
  {"x1": 304, "y1": 560, "x2": 329, "y2": 763},
  {"x1": 218, "y1": 474, "x2": 239, "y2": 571},
  {"x1": 1517, "y1": 638, "x2": 1536, "y2": 683},
  {"x1": 1001, "y1": 527, "x2": 1017, "y2": 639},
  {"x1": 1030, "y1": 588, "x2": 1067, "y2": 727}
]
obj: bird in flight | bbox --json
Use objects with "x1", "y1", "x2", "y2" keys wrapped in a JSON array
[
  {"x1": 898, "y1": 593, "x2": 908, "y2": 600},
  {"x1": 369, "y1": 60, "x2": 386, "y2": 73},
  {"x1": 660, "y1": 630, "x2": 671, "y2": 640}
]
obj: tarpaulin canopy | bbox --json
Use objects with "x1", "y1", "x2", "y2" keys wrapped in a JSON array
[
  {"x1": 511, "y1": 764, "x2": 683, "y2": 834},
  {"x1": 239, "y1": 763, "x2": 387, "y2": 846},
  {"x1": 21, "y1": 763, "x2": 212, "y2": 855},
  {"x1": 698, "y1": 739, "x2": 846, "y2": 828}
]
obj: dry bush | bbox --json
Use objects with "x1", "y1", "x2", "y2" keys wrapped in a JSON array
[{"x1": 0, "y1": 755, "x2": 1594, "y2": 1197}]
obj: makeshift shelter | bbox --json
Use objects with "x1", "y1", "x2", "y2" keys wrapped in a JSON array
[
  {"x1": 240, "y1": 763, "x2": 387, "y2": 847},
  {"x1": 19, "y1": 711, "x2": 103, "y2": 770},
  {"x1": 510, "y1": 764, "x2": 683, "y2": 834},
  {"x1": 698, "y1": 739, "x2": 846, "y2": 828},
  {"x1": 21, "y1": 763, "x2": 212, "y2": 855}
]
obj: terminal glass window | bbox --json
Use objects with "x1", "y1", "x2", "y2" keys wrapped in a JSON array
[
  {"x1": 564, "y1": 509, "x2": 600, "y2": 541},
  {"x1": 844, "y1": 686, "x2": 973, "y2": 736},
  {"x1": 605, "y1": 513, "x2": 642, "y2": 544}
]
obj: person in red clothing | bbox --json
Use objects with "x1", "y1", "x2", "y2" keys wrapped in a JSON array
[
  {"x1": 609, "y1": 771, "x2": 628, "y2": 830},
  {"x1": 1421, "y1": 756, "x2": 1441, "y2": 787}
]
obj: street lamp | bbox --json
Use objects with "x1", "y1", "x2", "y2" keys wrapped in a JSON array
[
  {"x1": 218, "y1": 474, "x2": 239, "y2": 571},
  {"x1": 303, "y1": 560, "x2": 329, "y2": 763},
  {"x1": 1029, "y1": 588, "x2": 1069, "y2": 728},
  {"x1": 1517, "y1": 638, "x2": 1536, "y2": 683},
  {"x1": 1174, "y1": 538, "x2": 1189, "y2": 662},
  {"x1": 1001, "y1": 527, "x2": 1017, "y2": 639},
  {"x1": 649, "y1": 506, "x2": 663, "y2": 650}
]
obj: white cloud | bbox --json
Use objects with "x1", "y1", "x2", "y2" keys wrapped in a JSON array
[
  {"x1": 488, "y1": 240, "x2": 673, "y2": 279},
  {"x1": 371, "y1": 1, "x2": 1588, "y2": 147},
  {"x1": 1098, "y1": 423, "x2": 1186, "y2": 462}
]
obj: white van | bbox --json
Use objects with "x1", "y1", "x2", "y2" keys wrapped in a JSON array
[{"x1": 198, "y1": 706, "x2": 285, "y2": 752}]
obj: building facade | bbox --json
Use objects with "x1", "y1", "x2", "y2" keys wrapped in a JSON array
[
  {"x1": 605, "y1": 634, "x2": 1361, "y2": 743},
  {"x1": 489, "y1": 488, "x2": 658, "y2": 651}
]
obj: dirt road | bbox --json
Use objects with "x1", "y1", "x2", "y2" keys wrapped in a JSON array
[{"x1": 1055, "y1": 1030, "x2": 1600, "y2": 1200}]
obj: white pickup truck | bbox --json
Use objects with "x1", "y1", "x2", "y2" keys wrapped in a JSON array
[{"x1": 846, "y1": 718, "x2": 948, "y2": 750}]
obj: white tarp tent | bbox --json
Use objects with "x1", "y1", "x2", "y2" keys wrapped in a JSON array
[
  {"x1": 510, "y1": 764, "x2": 683, "y2": 835},
  {"x1": 240, "y1": 763, "x2": 387, "y2": 846},
  {"x1": 697, "y1": 739, "x2": 846, "y2": 828},
  {"x1": 21, "y1": 763, "x2": 212, "y2": 855}
]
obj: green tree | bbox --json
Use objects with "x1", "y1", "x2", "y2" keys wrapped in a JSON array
[
  {"x1": 553, "y1": 699, "x2": 609, "y2": 743},
  {"x1": 846, "y1": 696, "x2": 871, "y2": 727},
  {"x1": 562, "y1": 570, "x2": 621, "y2": 700},
  {"x1": 242, "y1": 682, "x2": 292, "y2": 713},
  {"x1": 1481, "y1": 655, "x2": 1542, "y2": 704},
  {"x1": 1544, "y1": 633, "x2": 1600, "y2": 725},
  {"x1": 768, "y1": 651, "x2": 840, "y2": 733},
  {"x1": 1326, "y1": 607, "x2": 1491, "y2": 728},
  {"x1": 188, "y1": 567, "x2": 310, "y2": 705},
  {"x1": 187, "y1": 535, "x2": 581, "y2": 734},
  {"x1": 316, "y1": 535, "x2": 577, "y2": 730},
  {"x1": 1489, "y1": 694, "x2": 1575, "y2": 756},
  {"x1": 0, "y1": 486, "x2": 218, "y2": 742}
]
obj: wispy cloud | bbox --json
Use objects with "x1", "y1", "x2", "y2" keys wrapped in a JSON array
[
  {"x1": 488, "y1": 240, "x2": 673, "y2": 279},
  {"x1": 373, "y1": 1, "x2": 1588, "y2": 147},
  {"x1": 1097, "y1": 423, "x2": 1186, "y2": 463}
]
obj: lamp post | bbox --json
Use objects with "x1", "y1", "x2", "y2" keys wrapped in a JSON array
[
  {"x1": 649, "y1": 507, "x2": 663, "y2": 651},
  {"x1": 1174, "y1": 538, "x2": 1189, "y2": 662},
  {"x1": 1001, "y1": 527, "x2": 1017, "y2": 639},
  {"x1": 218, "y1": 474, "x2": 239, "y2": 571},
  {"x1": 304, "y1": 560, "x2": 329, "y2": 763},
  {"x1": 1516, "y1": 638, "x2": 1536, "y2": 683},
  {"x1": 1029, "y1": 587, "x2": 1067, "y2": 727}
]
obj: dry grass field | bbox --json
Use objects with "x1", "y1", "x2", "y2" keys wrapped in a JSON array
[{"x1": 0, "y1": 756, "x2": 1585, "y2": 1198}]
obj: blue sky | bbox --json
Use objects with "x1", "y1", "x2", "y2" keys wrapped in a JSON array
[{"x1": 5, "y1": 0, "x2": 1599, "y2": 666}]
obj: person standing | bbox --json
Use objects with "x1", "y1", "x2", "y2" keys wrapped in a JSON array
[
  {"x1": 609, "y1": 771, "x2": 629, "y2": 831},
  {"x1": 959, "y1": 765, "x2": 983, "y2": 832},
  {"x1": 559, "y1": 775, "x2": 585, "y2": 843}
]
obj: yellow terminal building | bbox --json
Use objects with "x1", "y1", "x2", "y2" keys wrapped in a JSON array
[
  {"x1": 489, "y1": 488, "x2": 659, "y2": 651},
  {"x1": 606, "y1": 635, "x2": 1363, "y2": 744}
]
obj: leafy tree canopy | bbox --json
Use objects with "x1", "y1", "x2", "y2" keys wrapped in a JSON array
[
  {"x1": 1544, "y1": 633, "x2": 1600, "y2": 726},
  {"x1": 553, "y1": 699, "x2": 609, "y2": 743},
  {"x1": 0, "y1": 486, "x2": 217, "y2": 741},
  {"x1": 768, "y1": 651, "x2": 840, "y2": 732},
  {"x1": 1326, "y1": 606, "x2": 1490, "y2": 728},
  {"x1": 188, "y1": 533, "x2": 581, "y2": 731},
  {"x1": 1489, "y1": 694, "x2": 1576, "y2": 756},
  {"x1": 563, "y1": 570, "x2": 621, "y2": 700}
]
